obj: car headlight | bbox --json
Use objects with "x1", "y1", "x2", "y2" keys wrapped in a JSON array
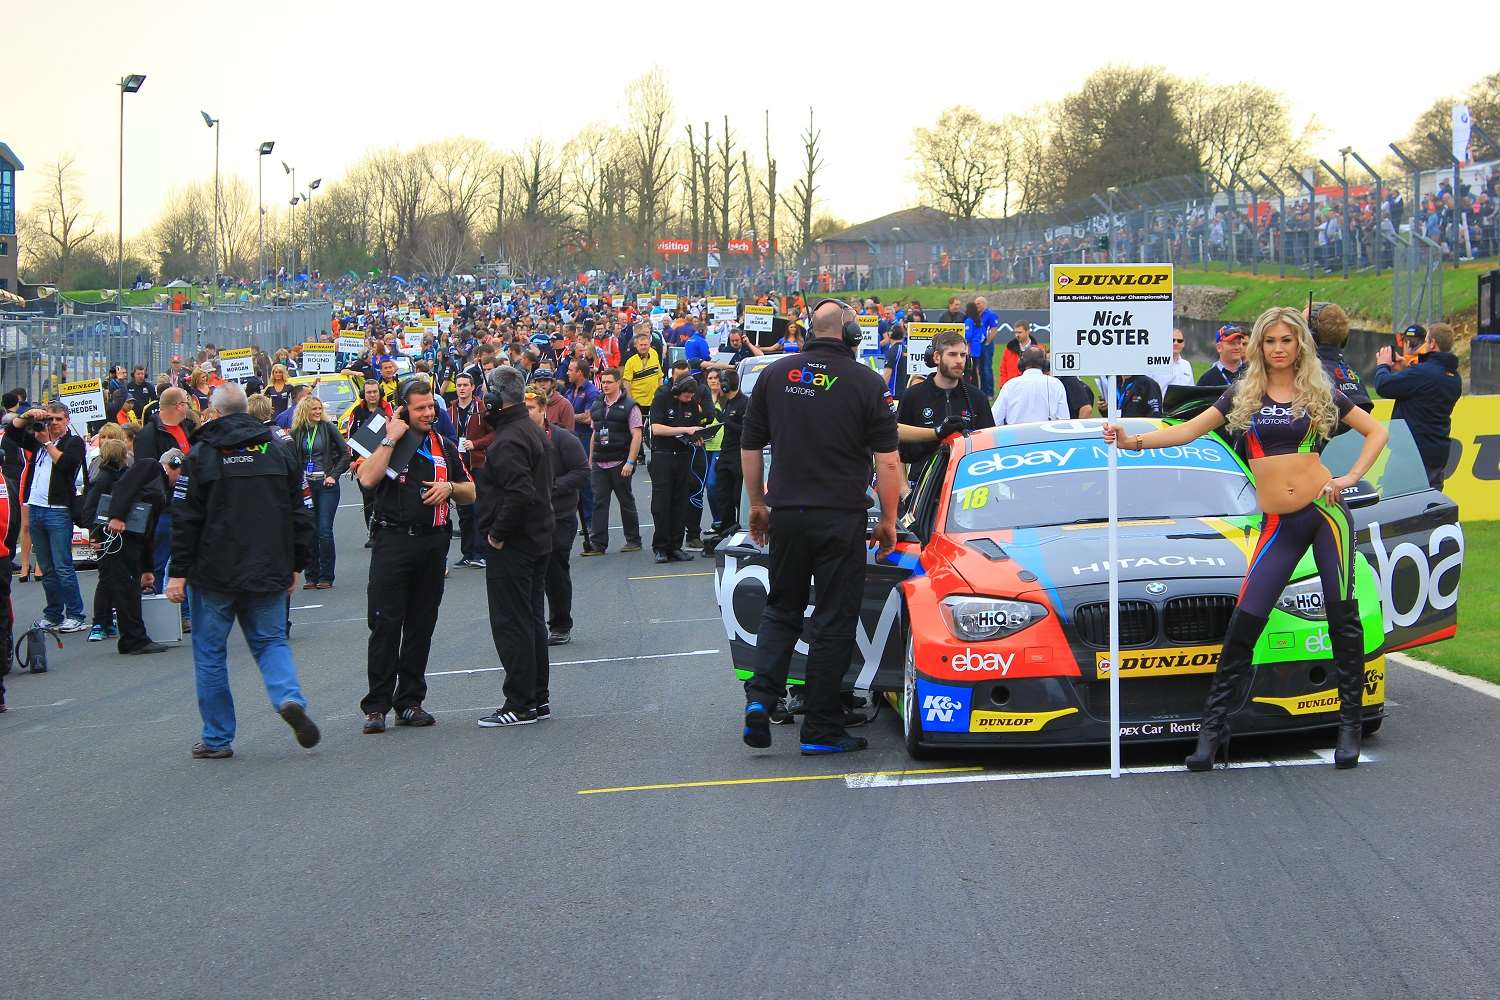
[
  {"x1": 941, "y1": 596, "x2": 1047, "y2": 641},
  {"x1": 1275, "y1": 578, "x2": 1326, "y2": 620}
]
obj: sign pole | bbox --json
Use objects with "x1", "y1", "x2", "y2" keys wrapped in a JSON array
[{"x1": 1105, "y1": 374, "x2": 1121, "y2": 779}]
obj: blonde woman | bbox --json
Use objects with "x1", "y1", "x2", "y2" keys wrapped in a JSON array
[
  {"x1": 266, "y1": 364, "x2": 292, "y2": 415},
  {"x1": 290, "y1": 394, "x2": 349, "y2": 589},
  {"x1": 1103, "y1": 306, "x2": 1388, "y2": 771},
  {"x1": 186, "y1": 367, "x2": 213, "y2": 412}
]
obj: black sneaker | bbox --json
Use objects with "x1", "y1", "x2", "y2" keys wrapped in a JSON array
[
  {"x1": 362, "y1": 712, "x2": 386, "y2": 734},
  {"x1": 478, "y1": 707, "x2": 537, "y2": 728},
  {"x1": 547, "y1": 631, "x2": 571, "y2": 646},
  {"x1": 682, "y1": 537, "x2": 703, "y2": 552},
  {"x1": 454, "y1": 557, "x2": 471, "y2": 568},
  {"x1": 468, "y1": 557, "x2": 486, "y2": 569},
  {"x1": 279, "y1": 702, "x2": 321, "y2": 748},
  {"x1": 621, "y1": 542, "x2": 642, "y2": 553},
  {"x1": 536, "y1": 702, "x2": 552, "y2": 721},
  {"x1": 667, "y1": 549, "x2": 693, "y2": 562},
  {"x1": 125, "y1": 642, "x2": 170, "y2": 655},
  {"x1": 653, "y1": 551, "x2": 670, "y2": 564},
  {"x1": 581, "y1": 548, "x2": 604, "y2": 557},
  {"x1": 395, "y1": 704, "x2": 436, "y2": 727},
  {"x1": 743, "y1": 702, "x2": 771, "y2": 749},
  {"x1": 800, "y1": 735, "x2": 868, "y2": 755},
  {"x1": 191, "y1": 742, "x2": 233, "y2": 760}
]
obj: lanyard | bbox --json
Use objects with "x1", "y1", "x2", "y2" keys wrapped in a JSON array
[
  {"x1": 304, "y1": 425, "x2": 317, "y2": 454},
  {"x1": 417, "y1": 430, "x2": 449, "y2": 528}
]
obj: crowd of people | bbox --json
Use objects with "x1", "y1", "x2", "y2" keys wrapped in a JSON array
[{"x1": 0, "y1": 280, "x2": 1467, "y2": 763}]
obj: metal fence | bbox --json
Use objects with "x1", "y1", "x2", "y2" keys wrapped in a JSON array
[{"x1": 0, "y1": 301, "x2": 331, "y2": 404}]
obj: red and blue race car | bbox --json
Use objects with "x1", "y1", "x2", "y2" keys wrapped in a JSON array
[{"x1": 713, "y1": 416, "x2": 1462, "y2": 757}]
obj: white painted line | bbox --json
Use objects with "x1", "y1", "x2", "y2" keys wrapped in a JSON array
[
  {"x1": 291, "y1": 604, "x2": 324, "y2": 611},
  {"x1": 429, "y1": 648, "x2": 720, "y2": 676},
  {"x1": 322, "y1": 704, "x2": 660, "y2": 722},
  {"x1": 647, "y1": 617, "x2": 720, "y2": 624},
  {"x1": 2, "y1": 698, "x2": 75, "y2": 710},
  {"x1": 1387, "y1": 650, "x2": 1500, "y2": 703},
  {"x1": 846, "y1": 749, "x2": 1370, "y2": 789}
]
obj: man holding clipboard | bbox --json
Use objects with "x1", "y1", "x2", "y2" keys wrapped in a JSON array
[{"x1": 353, "y1": 379, "x2": 475, "y2": 734}]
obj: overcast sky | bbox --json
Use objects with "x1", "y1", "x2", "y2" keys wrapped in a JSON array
[{"x1": 10, "y1": 0, "x2": 1492, "y2": 241}]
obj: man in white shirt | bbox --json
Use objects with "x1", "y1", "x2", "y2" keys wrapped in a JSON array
[
  {"x1": 992, "y1": 347, "x2": 1070, "y2": 425},
  {"x1": 1152, "y1": 327, "x2": 1195, "y2": 396}
]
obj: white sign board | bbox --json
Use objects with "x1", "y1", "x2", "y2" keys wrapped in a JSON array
[
  {"x1": 742, "y1": 305, "x2": 774, "y2": 334},
  {"x1": 1048, "y1": 264, "x2": 1174, "y2": 378},
  {"x1": 709, "y1": 296, "x2": 738, "y2": 323},
  {"x1": 660, "y1": 294, "x2": 678, "y2": 313},
  {"x1": 218, "y1": 348, "x2": 256, "y2": 383},
  {"x1": 636, "y1": 293, "x2": 653, "y2": 310},
  {"x1": 403, "y1": 328, "x2": 425, "y2": 350},
  {"x1": 904, "y1": 323, "x2": 962, "y2": 381},
  {"x1": 858, "y1": 315, "x2": 880, "y2": 354},
  {"x1": 57, "y1": 379, "x2": 106, "y2": 435},
  {"x1": 301, "y1": 343, "x2": 338, "y2": 374},
  {"x1": 336, "y1": 335, "x2": 365, "y2": 358}
]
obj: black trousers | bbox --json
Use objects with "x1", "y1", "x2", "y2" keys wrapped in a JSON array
[
  {"x1": 685, "y1": 447, "x2": 708, "y2": 542},
  {"x1": 457, "y1": 502, "x2": 479, "y2": 561},
  {"x1": 361, "y1": 529, "x2": 449, "y2": 715},
  {"x1": 4, "y1": 475, "x2": 19, "y2": 557},
  {"x1": 744, "y1": 507, "x2": 867, "y2": 742},
  {"x1": 545, "y1": 514, "x2": 574, "y2": 633},
  {"x1": 486, "y1": 543, "x2": 550, "y2": 711},
  {"x1": 96, "y1": 535, "x2": 150, "y2": 653},
  {"x1": 649, "y1": 449, "x2": 695, "y2": 554},
  {"x1": 710, "y1": 452, "x2": 743, "y2": 531},
  {"x1": 589, "y1": 464, "x2": 641, "y2": 551}
]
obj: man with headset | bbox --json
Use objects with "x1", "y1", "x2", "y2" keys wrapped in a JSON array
[
  {"x1": 356, "y1": 378, "x2": 475, "y2": 734},
  {"x1": 896, "y1": 329, "x2": 994, "y2": 489},
  {"x1": 648, "y1": 372, "x2": 714, "y2": 563},
  {"x1": 739, "y1": 298, "x2": 901, "y2": 756}
]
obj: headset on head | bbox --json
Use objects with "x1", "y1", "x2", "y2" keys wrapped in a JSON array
[{"x1": 812, "y1": 298, "x2": 864, "y2": 351}]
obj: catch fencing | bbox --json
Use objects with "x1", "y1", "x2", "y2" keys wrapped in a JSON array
[{"x1": 0, "y1": 301, "x2": 332, "y2": 404}]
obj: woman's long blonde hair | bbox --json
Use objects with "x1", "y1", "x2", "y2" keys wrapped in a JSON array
[
  {"x1": 290, "y1": 393, "x2": 324, "y2": 436},
  {"x1": 1225, "y1": 306, "x2": 1337, "y2": 440}
]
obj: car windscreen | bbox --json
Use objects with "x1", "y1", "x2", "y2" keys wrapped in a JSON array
[
  {"x1": 947, "y1": 438, "x2": 1256, "y2": 532},
  {"x1": 313, "y1": 380, "x2": 356, "y2": 418},
  {"x1": 1322, "y1": 418, "x2": 1429, "y2": 499},
  {"x1": 739, "y1": 358, "x2": 777, "y2": 395}
]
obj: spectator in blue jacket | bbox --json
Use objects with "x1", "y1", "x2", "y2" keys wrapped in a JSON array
[
  {"x1": 964, "y1": 296, "x2": 999, "y2": 397},
  {"x1": 1374, "y1": 323, "x2": 1463, "y2": 489}
]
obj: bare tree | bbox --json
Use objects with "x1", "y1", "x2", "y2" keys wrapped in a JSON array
[
  {"x1": 150, "y1": 183, "x2": 213, "y2": 281},
  {"x1": 715, "y1": 115, "x2": 738, "y2": 249},
  {"x1": 760, "y1": 111, "x2": 778, "y2": 267},
  {"x1": 780, "y1": 108, "x2": 823, "y2": 260},
  {"x1": 424, "y1": 136, "x2": 496, "y2": 251},
  {"x1": 912, "y1": 106, "x2": 1010, "y2": 219},
  {"x1": 1177, "y1": 79, "x2": 1309, "y2": 189},
  {"x1": 19, "y1": 156, "x2": 99, "y2": 288},
  {"x1": 626, "y1": 69, "x2": 676, "y2": 262}
]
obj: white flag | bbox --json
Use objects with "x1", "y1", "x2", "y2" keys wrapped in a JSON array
[{"x1": 1453, "y1": 105, "x2": 1472, "y2": 163}]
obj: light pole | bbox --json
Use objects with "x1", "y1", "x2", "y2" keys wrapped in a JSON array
[
  {"x1": 257, "y1": 141, "x2": 275, "y2": 291},
  {"x1": 282, "y1": 161, "x2": 296, "y2": 292},
  {"x1": 116, "y1": 73, "x2": 146, "y2": 304},
  {"x1": 304, "y1": 178, "x2": 320, "y2": 286},
  {"x1": 201, "y1": 111, "x2": 220, "y2": 301},
  {"x1": 890, "y1": 226, "x2": 902, "y2": 286}
]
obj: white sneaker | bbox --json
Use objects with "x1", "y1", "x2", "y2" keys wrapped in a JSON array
[{"x1": 58, "y1": 617, "x2": 88, "y2": 633}]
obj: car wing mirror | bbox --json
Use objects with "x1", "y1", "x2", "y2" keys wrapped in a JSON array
[{"x1": 1341, "y1": 478, "x2": 1379, "y2": 509}]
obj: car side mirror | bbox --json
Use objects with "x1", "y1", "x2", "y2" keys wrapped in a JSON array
[{"x1": 1341, "y1": 478, "x2": 1379, "y2": 509}]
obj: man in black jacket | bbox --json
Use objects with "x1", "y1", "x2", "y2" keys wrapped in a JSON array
[
  {"x1": 98, "y1": 448, "x2": 182, "y2": 655},
  {"x1": 706, "y1": 368, "x2": 748, "y2": 545},
  {"x1": 134, "y1": 386, "x2": 195, "y2": 595},
  {"x1": 1308, "y1": 302, "x2": 1374, "y2": 412},
  {"x1": 1375, "y1": 323, "x2": 1464, "y2": 488},
  {"x1": 526, "y1": 388, "x2": 588, "y2": 646},
  {"x1": 355, "y1": 378, "x2": 474, "y2": 734},
  {"x1": 167, "y1": 383, "x2": 321, "y2": 759},
  {"x1": 5, "y1": 403, "x2": 88, "y2": 631},
  {"x1": 476, "y1": 365, "x2": 555, "y2": 728}
]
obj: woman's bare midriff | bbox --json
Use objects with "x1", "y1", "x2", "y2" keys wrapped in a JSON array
[{"x1": 1249, "y1": 452, "x2": 1333, "y2": 514}]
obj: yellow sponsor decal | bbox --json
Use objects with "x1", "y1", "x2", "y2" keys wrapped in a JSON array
[
  {"x1": 905, "y1": 322, "x2": 965, "y2": 339},
  {"x1": 1051, "y1": 263, "x2": 1173, "y2": 298},
  {"x1": 969, "y1": 707, "x2": 1078, "y2": 733},
  {"x1": 1252, "y1": 659, "x2": 1386, "y2": 715},
  {"x1": 1096, "y1": 645, "x2": 1221, "y2": 679},
  {"x1": 58, "y1": 378, "x2": 103, "y2": 395},
  {"x1": 219, "y1": 347, "x2": 253, "y2": 360},
  {"x1": 1373, "y1": 396, "x2": 1500, "y2": 520}
]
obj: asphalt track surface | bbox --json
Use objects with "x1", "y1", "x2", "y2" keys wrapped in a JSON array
[{"x1": 3, "y1": 483, "x2": 1498, "y2": 1000}]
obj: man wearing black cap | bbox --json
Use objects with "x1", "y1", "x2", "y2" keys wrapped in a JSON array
[
  {"x1": 530, "y1": 367, "x2": 575, "y2": 432},
  {"x1": 647, "y1": 373, "x2": 713, "y2": 563}
]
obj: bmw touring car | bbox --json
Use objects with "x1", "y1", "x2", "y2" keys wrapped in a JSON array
[{"x1": 712, "y1": 417, "x2": 1462, "y2": 757}]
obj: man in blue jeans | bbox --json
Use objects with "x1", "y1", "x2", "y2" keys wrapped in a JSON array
[
  {"x1": 4, "y1": 404, "x2": 87, "y2": 631},
  {"x1": 167, "y1": 383, "x2": 320, "y2": 759}
]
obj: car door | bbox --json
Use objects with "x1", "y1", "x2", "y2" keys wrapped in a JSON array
[{"x1": 1324, "y1": 419, "x2": 1463, "y2": 652}]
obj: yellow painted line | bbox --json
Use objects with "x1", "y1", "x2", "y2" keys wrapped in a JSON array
[
  {"x1": 578, "y1": 765, "x2": 984, "y2": 796},
  {"x1": 627, "y1": 571, "x2": 716, "y2": 580}
]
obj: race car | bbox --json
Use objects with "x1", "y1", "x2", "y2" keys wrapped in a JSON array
[{"x1": 712, "y1": 416, "x2": 1463, "y2": 757}]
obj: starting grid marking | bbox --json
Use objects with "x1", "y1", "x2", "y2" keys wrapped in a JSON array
[
  {"x1": 429, "y1": 648, "x2": 720, "y2": 676},
  {"x1": 578, "y1": 749, "x2": 1370, "y2": 796}
]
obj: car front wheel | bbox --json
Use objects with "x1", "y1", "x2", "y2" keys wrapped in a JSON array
[{"x1": 902, "y1": 628, "x2": 933, "y2": 760}]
